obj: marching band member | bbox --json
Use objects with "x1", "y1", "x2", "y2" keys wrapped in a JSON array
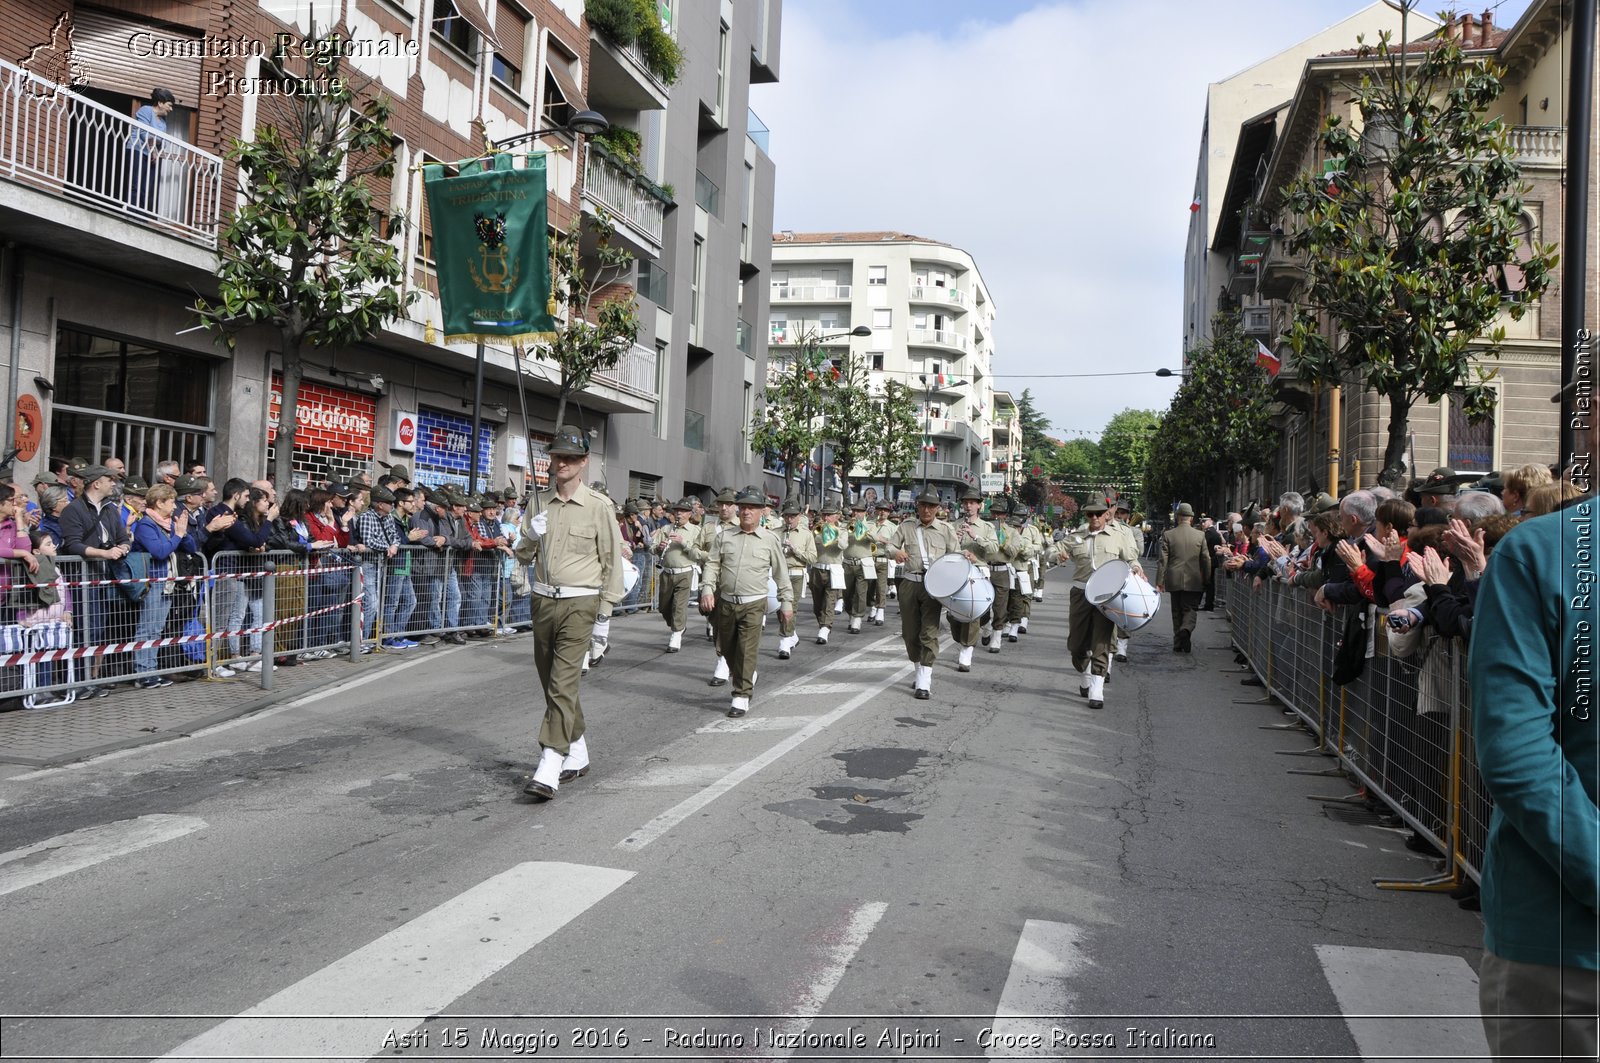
[
  {"x1": 810, "y1": 502, "x2": 847, "y2": 644},
  {"x1": 1053, "y1": 498, "x2": 1143, "y2": 710}
]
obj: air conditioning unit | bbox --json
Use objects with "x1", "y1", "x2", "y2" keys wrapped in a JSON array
[{"x1": 1241, "y1": 305, "x2": 1272, "y2": 336}]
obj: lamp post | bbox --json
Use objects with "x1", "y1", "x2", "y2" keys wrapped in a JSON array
[
  {"x1": 804, "y1": 324, "x2": 872, "y2": 508},
  {"x1": 918, "y1": 374, "x2": 970, "y2": 494},
  {"x1": 463, "y1": 111, "x2": 610, "y2": 493}
]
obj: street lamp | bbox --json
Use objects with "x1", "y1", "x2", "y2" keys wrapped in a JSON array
[
  {"x1": 806, "y1": 325, "x2": 872, "y2": 507},
  {"x1": 1154, "y1": 367, "x2": 1189, "y2": 379},
  {"x1": 918, "y1": 374, "x2": 970, "y2": 494}
]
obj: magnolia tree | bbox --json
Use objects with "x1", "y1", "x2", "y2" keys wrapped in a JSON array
[
  {"x1": 861, "y1": 379, "x2": 923, "y2": 500},
  {"x1": 1281, "y1": 8, "x2": 1556, "y2": 486},
  {"x1": 192, "y1": 47, "x2": 413, "y2": 488}
]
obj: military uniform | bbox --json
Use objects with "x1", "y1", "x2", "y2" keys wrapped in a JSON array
[
  {"x1": 700, "y1": 488, "x2": 737, "y2": 684},
  {"x1": 1109, "y1": 507, "x2": 1140, "y2": 661},
  {"x1": 869, "y1": 502, "x2": 896, "y2": 621},
  {"x1": 650, "y1": 498, "x2": 702, "y2": 652},
  {"x1": 1004, "y1": 509, "x2": 1037, "y2": 637},
  {"x1": 887, "y1": 488, "x2": 962, "y2": 698},
  {"x1": 777, "y1": 501, "x2": 815, "y2": 659},
  {"x1": 982, "y1": 498, "x2": 1023, "y2": 652},
  {"x1": 1054, "y1": 499, "x2": 1142, "y2": 709},
  {"x1": 841, "y1": 504, "x2": 877, "y2": 634},
  {"x1": 519, "y1": 427, "x2": 625, "y2": 799},
  {"x1": 701, "y1": 488, "x2": 794, "y2": 716},
  {"x1": 810, "y1": 505, "x2": 848, "y2": 643},
  {"x1": 947, "y1": 486, "x2": 999, "y2": 672},
  {"x1": 1157, "y1": 504, "x2": 1211, "y2": 652}
]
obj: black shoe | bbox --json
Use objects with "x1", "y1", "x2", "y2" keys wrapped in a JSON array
[
  {"x1": 913, "y1": 688, "x2": 930, "y2": 700},
  {"x1": 1448, "y1": 880, "x2": 1479, "y2": 901},
  {"x1": 1104, "y1": 673, "x2": 1112, "y2": 685},
  {"x1": 1088, "y1": 699, "x2": 1104, "y2": 710},
  {"x1": 522, "y1": 779, "x2": 555, "y2": 800},
  {"x1": 709, "y1": 677, "x2": 727, "y2": 687},
  {"x1": 777, "y1": 650, "x2": 790, "y2": 660},
  {"x1": 957, "y1": 663, "x2": 971, "y2": 673},
  {"x1": 726, "y1": 705, "x2": 748, "y2": 718},
  {"x1": 1114, "y1": 653, "x2": 1128, "y2": 662},
  {"x1": 420, "y1": 635, "x2": 442, "y2": 646},
  {"x1": 557, "y1": 766, "x2": 590, "y2": 784},
  {"x1": 665, "y1": 646, "x2": 679, "y2": 653},
  {"x1": 1006, "y1": 634, "x2": 1019, "y2": 643}
]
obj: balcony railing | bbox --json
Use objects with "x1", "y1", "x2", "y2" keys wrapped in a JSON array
[
  {"x1": 770, "y1": 284, "x2": 851, "y2": 302},
  {"x1": 908, "y1": 328, "x2": 968, "y2": 351},
  {"x1": 747, "y1": 107, "x2": 770, "y2": 153},
  {"x1": 1508, "y1": 125, "x2": 1563, "y2": 165},
  {"x1": 768, "y1": 326, "x2": 855, "y2": 346},
  {"x1": 908, "y1": 284, "x2": 970, "y2": 308},
  {"x1": 592, "y1": 341, "x2": 659, "y2": 400},
  {"x1": 583, "y1": 144, "x2": 666, "y2": 247},
  {"x1": 0, "y1": 56, "x2": 223, "y2": 247},
  {"x1": 920, "y1": 459, "x2": 976, "y2": 484},
  {"x1": 694, "y1": 169, "x2": 720, "y2": 216},
  {"x1": 928, "y1": 417, "x2": 982, "y2": 451},
  {"x1": 737, "y1": 317, "x2": 752, "y2": 354}
]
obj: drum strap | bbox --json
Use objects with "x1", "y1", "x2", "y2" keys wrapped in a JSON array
[{"x1": 914, "y1": 528, "x2": 930, "y2": 573}]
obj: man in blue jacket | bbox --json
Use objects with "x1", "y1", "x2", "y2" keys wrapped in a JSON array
[{"x1": 1469, "y1": 494, "x2": 1599, "y2": 1059}]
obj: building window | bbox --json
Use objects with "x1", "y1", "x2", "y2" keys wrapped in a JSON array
[
  {"x1": 432, "y1": 0, "x2": 479, "y2": 57},
  {"x1": 716, "y1": 21, "x2": 730, "y2": 119},
  {"x1": 872, "y1": 308, "x2": 892, "y2": 330},
  {"x1": 652, "y1": 341, "x2": 668, "y2": 439},
  {"x1": 493, "y1": 2, "x2": 529, "y2": 93},
  {"x1": 871, "y1": 354, "x2": 884, "y2": 371},
  {"x1": 867, "y1": 265, "x2": 887, "y2": 285},
  {"x1": 691, "y1": 237, "x2": 705, "y2": 342},
  {"x1": 1443, "y1": 388, "x2": 1497, "y2": 472}
]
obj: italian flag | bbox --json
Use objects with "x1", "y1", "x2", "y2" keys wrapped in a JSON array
[{"x1": 1255, "y1": 340, "x2": 1281, "y2": 377}]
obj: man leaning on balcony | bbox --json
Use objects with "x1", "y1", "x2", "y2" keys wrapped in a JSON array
[{"x1": 127, "y1": 87, "x2": 175, "y2": 215}]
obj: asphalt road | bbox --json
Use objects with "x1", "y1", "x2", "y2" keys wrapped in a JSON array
[{"x1": 0, "y1": 590, "x2": 1489, "y2": 1061}]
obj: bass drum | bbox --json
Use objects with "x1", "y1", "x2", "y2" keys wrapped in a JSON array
[
  {"x1": 1086, "y1": 559, "x2": 1161, "y2": 632},
  {"x1": 925, "y1": 554, "x2": 995, "y2": 624}
]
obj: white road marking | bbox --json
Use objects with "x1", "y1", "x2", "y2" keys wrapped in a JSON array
[
  {"x1": 988, "y1": 920, "x2": 1092, "y2": 1059},
  {"x1": 823, "y1": 659, "x2": 913, "y2": 670},
  {"x1": 159, "y1": 861, "x2": 633, "y2": 1060},
  {"x1": 696, "y1": 716, "x2": 817, "y2": 734},
  {"x1": 617, "y1": 636, "x2": 943, "y2": 851},
  {"x1": 769, "y1": 901, "x2": 889, "y2": 1057},
  {"x1": 610, "y1": 763, "x2": 741, "y2": 788},
  {"x1": 0, "y1": 814, "x2": 205, "y2": 898},
  {"x1": 772, "y1": 683, "x2": 866, "y2": 697},
  {"x1": 1342, "y1": 840, "x2": 1371, "y2": 849},
  {"x1": 1314, "y1": 944, "x2": 1488, "y2": 1061}
]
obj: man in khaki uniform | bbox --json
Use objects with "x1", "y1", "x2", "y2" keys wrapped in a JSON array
[
  {"x1": 1054, "y1": 498, "x2": 1143, "y2": 709},
  {"x1": 700, "y1": 488, "x2": 737, "y2": 683},
  {"x1": 1109, "y1": 500, "x2": 1141, "y2": 662},
  {"x1": 888, "y1": 488, "x2": 985, "y2": 698},
  {"x1": 982, "y1": 497, "x2": 1023, "y2": 652},
  {"x1": 650, "y1": 497, "x2": 700, "y2": 652},
  {"x1": 1004, "y1": 506, "x2": 1037, "y2": 638},
  {"x1": 777, "y1": 500, "x2": 815, "y2": 659},
  {"x1": 810, "y1": 502, "x2": 848, "y2": 643},
  {"x1": 870, "y1": 500, "x2": 896, "y2": 622},
  {"x1": 1156, "y1": 502, "x2": 1211, "y2": 653},
  {"x1": 517, "y1": 426, "x2": 625, "y2": 799},
  {"x1": 1018, "y1": 509, "x2": 1046, "y2": 628},
  {"x1": 701, "y1": 488, "x2": 794, "y2": 717},
  {"x1": 949, "y1": 484, "x2": 999, "y2": 672},
  {"x1": 841, "y1": 500, "x2": 877, "y2": 635}
]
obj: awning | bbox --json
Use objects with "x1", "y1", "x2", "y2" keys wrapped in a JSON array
[
  {"x1": 449, "y1": 0, "x2": 500, "y2": 50},
  {"x1": 544, "y1": 39, "x2": 586, "y2": 113}
]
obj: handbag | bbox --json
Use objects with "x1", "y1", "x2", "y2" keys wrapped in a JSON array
[
  {"x1": 1331, "y1": 606, "x2": 1371, "y2": 686},
  {"x1": 111, "y1": 553, "x2": 150, "y2": 603}
]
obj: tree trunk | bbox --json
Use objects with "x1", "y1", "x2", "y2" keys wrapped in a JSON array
[
  {"x1": 1380, "y1": 390, "x2": 1413, "y2": 488},
  {"x1": 272, "y1": 342, "x2": 304, "y2": 491},
  {"x1": 554, "y1": 381, "x2": 570, "y2": 434}
]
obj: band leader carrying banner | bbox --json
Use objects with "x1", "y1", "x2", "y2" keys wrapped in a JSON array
[{"x1": 423, "y1": 152, "x2": 557, "y2": 344}]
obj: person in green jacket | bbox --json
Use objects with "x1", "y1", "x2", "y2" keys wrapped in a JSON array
[{"x1": 1468, "y1": 496, "x2": 1599, "y2": 1060}]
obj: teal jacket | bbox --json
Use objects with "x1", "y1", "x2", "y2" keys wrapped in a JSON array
[{"x1": 1469, "y1": 500, "x2": 1600, "y2": 970}]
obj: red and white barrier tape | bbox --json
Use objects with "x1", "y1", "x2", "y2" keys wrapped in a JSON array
[{"x1": 29, "y1": 565, "x2": 357, "y2": 590}]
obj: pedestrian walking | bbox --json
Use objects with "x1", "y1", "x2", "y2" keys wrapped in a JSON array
[
  {"x1": 1155, "y1": 503, "x2": 1210, "y2": 653},
  {"x1": 699, "y1": 488, "x2": 794, "y2": 717},
  {"x1": 519, "y1": 427, "x2": 625, "y2": 801}
]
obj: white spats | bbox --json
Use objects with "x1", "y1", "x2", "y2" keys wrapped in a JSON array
[
  {"x1": 914, "y1": 664, "x2": 932, "y2": 692},
  {"x1": 712, "y1": 656, "x2": 730, "y2": 682},
  {"x1": 532, "y1": 746, "x2": 563, "y2": 792},
  {"x1": 958, "y1": 645, "x2": 974, "y2": 669},
  {"x1": 1086, "y1": 674, "x2": 1105, "y2": 706},
  {"x1": 560, "y1": 736, "x2": 589, "y2": 775},
  {"x1": 816, "y1": 627, "x2": 831, "y2": 645},
  {"x1": 667, "y1": 629, "x2": 682, "y2": 651}
]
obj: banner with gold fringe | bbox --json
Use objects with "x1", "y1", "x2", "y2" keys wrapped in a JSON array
[{"x1": 423, "y1": 152, "x2": 556, "y2": 343}]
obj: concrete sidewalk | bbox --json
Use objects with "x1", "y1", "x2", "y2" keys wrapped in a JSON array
[{"x1": 0, "y1": 641, "x2": 491, "y2": 769}]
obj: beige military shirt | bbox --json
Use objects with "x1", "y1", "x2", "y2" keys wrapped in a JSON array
[
  {"x1": 524, "y1": 484, "x2": 626, "y2": 606},
  {"x1": 842, "y1": 517, "x2": 876, "y2": 561},
  {"x1": 651, "y1": 521, "x2": 700, "y2": 570},
  {"x1": 782, "y1": 525, "x2": 817, "y2": 572},
  {"x1": 1057, "y1": 524, "x2": 1140, "y2": 585},
  {"x1": 813, "y1": 520, "x2": 848, "y2": 566},
  {"x1": 953, "y1": 514, "x2": 999, "y2": 560},
  {"x1": 703, "y1": 526, "x2": 794, "y2": 608},
  {"x1": 887, "y1": 518, "x2": 961, "y2": 575}
]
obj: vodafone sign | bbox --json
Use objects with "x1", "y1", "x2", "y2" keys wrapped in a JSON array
[{"x1": 392, "y1": 410, "x2": 418, "y2": 453}]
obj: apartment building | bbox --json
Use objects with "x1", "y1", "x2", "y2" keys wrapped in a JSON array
[
  {"x1": 1206, "y1": 0, "x2": 1593, "y2": 504},
  {"x1": 990, "y1": 390, "x2": 1020, "y2": 491},
  {"x1": 0, "y1": 0, "x2": 779, "y2": 500},
  {"x1": 768, "y1": 232, "x2": 997, "y2": 503},
  {"x1": 1182, "y1": 1, "x2": 1419, "y2": 358}
]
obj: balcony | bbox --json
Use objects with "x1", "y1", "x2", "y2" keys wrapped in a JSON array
[
  {"x1": 908, "y1": 329, "x2": 968, "y2": 352},
  {"x1": 908, "y1": 284, "x2": 970, "y2": 309},
  {"x1": 1258, "y1": 237, "x2": 1305, "y2": 301},
  {"x1": 694, "y1": 169, "x2": 720, "y2": 217},
  {"x1": 747, "y1": 107, "x2": 770, "y2": 154},
  {"x1": 737, "y1": 317, "x2": 752, "y2": 354},
  {"x1": 769, "y1": 326, "x2": 856, "y2": 346},
  {"x1": 586, "y1": 27, "x2": 672, "y2": 113},
  {"x1": 920, "y1": 459, "x2": 976, "y2": 485},
  {"x1": 927, "y1": 417, "x2": 983, "y2": 451},
  {"x1": 918, "y1": 375, "x2": 967, "y2": 399},
  {"x1": 582, "y1": 144, "x2": 667, "y2": 259},
  {"x1": 770, "y1": 284, "x2": 852, "y2": 303},
  {"x1": 592, "y1": 340, "x2": 659, "y2": 401},
  {"x1": 0, "y1": 57, "x2": 223, "y2": 252},
  {"x1": 1227, "y1": 231, "x2": 1272, "y2": 297},
  {"x1": 1509, "y1": 125, "x2": 1563, "y2": 168},
  {"x1": 1241, "y1": 304, "x2": 1273, "y2": 337}
]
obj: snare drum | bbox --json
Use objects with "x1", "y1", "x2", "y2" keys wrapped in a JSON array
[{"x1": 925, "y1": 554, "x2": 996, "y2": 623}]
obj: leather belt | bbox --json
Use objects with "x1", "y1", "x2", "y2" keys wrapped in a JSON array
[{"x1": 533, "y1": 583, "x2": 600, "y2": 599}]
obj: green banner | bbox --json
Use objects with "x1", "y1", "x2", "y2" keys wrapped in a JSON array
[{"x1": 423, "y1": 153, "x2": 556, "y2": 344}]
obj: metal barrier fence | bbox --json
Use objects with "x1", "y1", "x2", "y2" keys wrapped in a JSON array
[{"x1": 1224, "y1": 578, "x2": 1489, "y2": 888}]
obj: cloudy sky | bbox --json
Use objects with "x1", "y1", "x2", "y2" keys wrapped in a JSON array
[{"x1": 755, "y1": 0, "x2": 1534, "y2": 443}]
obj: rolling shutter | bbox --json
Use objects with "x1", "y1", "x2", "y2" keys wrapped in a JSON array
[{"x1": 72, "y1": 8, "x2": 204, "y2": 103}]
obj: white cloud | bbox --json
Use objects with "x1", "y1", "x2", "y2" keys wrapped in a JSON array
[{"x1": 757, "y1": 0, "x2": 1533, "y2": 442}]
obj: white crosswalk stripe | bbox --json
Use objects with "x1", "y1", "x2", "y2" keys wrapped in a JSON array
[
  {"x1": 768, "y1": 901, "x2": 888, "y2": 1058},
  {"x1": 988, "y1": 920, "x2": 1091, "y2": 1059},
  {"x1": 158, "y1": 861, "x2": 633, "y2": 1060},
  {"x1": 0, "y1": 814, "x2": 205, "y2": 898},
  {"x1": 1315, "y1": 944, "x2": 1488, "y2": 1062},
  {"x1": 696, "y1": 715, "x2": 817, "y2": 733}
]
